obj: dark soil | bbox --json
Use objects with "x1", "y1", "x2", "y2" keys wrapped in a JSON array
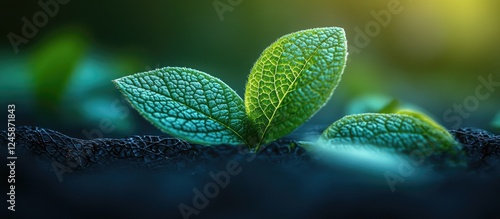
[{"x1": 1, "y1": 126, "x2": 499, "y2": 219}]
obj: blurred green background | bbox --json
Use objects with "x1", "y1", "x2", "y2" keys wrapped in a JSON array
[{"x1": 1, "y1": 0, "x2": 499, "y2": 138}]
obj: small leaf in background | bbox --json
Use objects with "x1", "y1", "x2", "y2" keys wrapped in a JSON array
[
  {"x1": 313, "y1": 142, "x2": 411, "y2": 176},
  {"x1": 319, "y1": 112, "x2": 459, "y2": 156},
  {"x1": 345, "y1": 94, "x2": 399, "y2": 115},
  {"x1": 378, "y1": 99, "x2": 400, "y2": 114},
  {"x1": 492, "y1": 111, "x2": 500, "y2": 133},
  {"x1": 344, "y1": 94, "x2": 437, "y2": 117},
  {"x1": 0, "y1": 55, "x2": 33, "y2": 107},
  {"x1": 114, "y1": 67, "x2": 249, "y2": 145},
  {"x1": 61, "y1": 52, "x2": 147, "y2": 135},
  {"x1": 30, "y1": 28, "x2": 88, "y2": 114},
  {"x1": 245, "y1": 27, "x2": 348, "y2": 146}
]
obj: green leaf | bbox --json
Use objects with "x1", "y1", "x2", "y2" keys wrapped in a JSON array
[
  {"x1": 113, "y1": 67, "x2": 249, "y2": 145},
  {"x1": 318, "y1": 112, "x2": 459, "y2": 155},
  {"x1": 31, "y1": 28, "x2": 87, "y2": 113},
  {"x1": 378, "y1": 99, "x2": 400, "y2": 114},
  {"x1": 245, "y1": 27, "x2": 348, "y2": 146},
  {"x1": 492, "y1": 111, "x2": 500, "y2": 132}
]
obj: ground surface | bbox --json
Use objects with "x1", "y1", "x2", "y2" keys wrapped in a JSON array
[{"x1": 1, "y1": 126, "x2": 499, "y2": 218}]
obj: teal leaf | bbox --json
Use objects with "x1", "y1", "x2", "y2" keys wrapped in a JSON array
[
  {"x1": 319, "y1": 112, "x2": 459, "y2": 155},
  {"x1": 113, "y1": 67, "x2": 248, "y2": 145},
  {"x1": 245, "y1": 27, "x2": 348, "y2": 146}
]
